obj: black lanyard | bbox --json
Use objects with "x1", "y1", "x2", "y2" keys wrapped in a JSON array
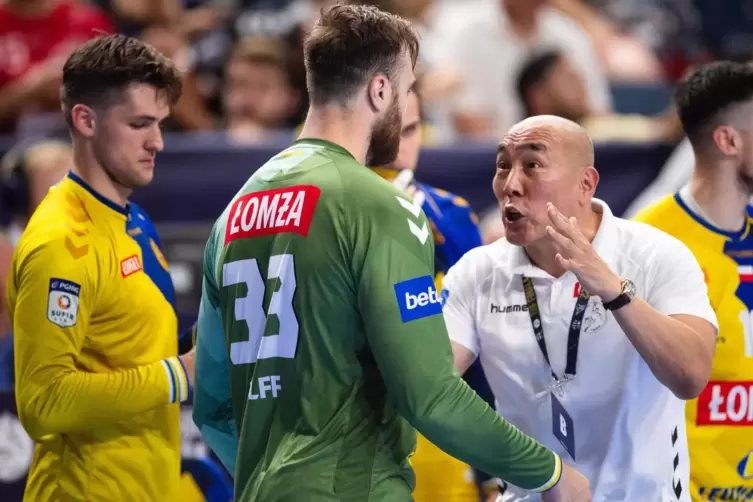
[{"x1": 521, "y1": 276, "x2": 590, "y2": 385}]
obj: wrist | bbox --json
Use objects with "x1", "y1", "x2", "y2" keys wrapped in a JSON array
[
  {"x1": 162, "y1": 357, "x2": 191, "y2": 404},
  {"x1": 598, "y1": 274, "x2": 624, "y2": 303},
  {"x1": 535, "y1": 452, "x2": 563, "y2": 493}
]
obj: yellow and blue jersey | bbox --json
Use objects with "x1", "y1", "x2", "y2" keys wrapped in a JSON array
[
  {"x1": 373, "y1": 167, "x2": 491, "y2": 502},
  {"x1": 634, "y1": 192, "x2": 753, "y2": 502},
  {"x1": 7, "y1": 172, "x2": 189, "y2": 501}
]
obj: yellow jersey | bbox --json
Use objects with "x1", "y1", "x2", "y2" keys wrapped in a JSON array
[
  {"x1": 7, "y1": 172, "x2": 190, "y2": 501},
  {"x1": 634, "y1": 191, "x2": 753, "y2": 502}
]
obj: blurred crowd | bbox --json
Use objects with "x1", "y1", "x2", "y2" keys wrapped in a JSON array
[{"x1": 1, "y1": 0, "x2": 752, "y2": 146}]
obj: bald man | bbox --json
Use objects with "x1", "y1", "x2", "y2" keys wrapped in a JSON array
[{"x1": 439, "y1": 115, "x2": 718, "y2": 501}]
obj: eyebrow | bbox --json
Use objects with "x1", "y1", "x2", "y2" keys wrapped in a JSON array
[
  {"x1": 497, "y1": 142, "x2": 547, "y2": 155},
  {"x1": 132, "y1": 115, "x2": 160, "y2": 123}
]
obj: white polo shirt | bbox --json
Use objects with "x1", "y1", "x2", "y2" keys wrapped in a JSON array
[{"x1": 443, "y1": 200, "x2": 718, "y2": 502}]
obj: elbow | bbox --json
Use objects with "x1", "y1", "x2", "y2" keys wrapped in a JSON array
[
  {"x1": 670, "y1": 364, "x2": 712, "y2": 401},
  {"x1": 18, "y1": 392, "x2": 58, "y2": 441}
]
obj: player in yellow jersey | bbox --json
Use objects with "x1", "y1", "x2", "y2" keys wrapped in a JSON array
[
  {"x1": 634, "y1": 61, "x2": 753, "y2": 501},
  {"x1": 6, "y1": 34, "x2": 195, "y2": 501}
]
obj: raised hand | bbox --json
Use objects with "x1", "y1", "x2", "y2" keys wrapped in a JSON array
[{"x1": 544, "y1": 203, "x2": 622, "y2": 302}]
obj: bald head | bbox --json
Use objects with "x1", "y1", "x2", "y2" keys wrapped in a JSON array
[{"x1": 505, "y1": 115, "x2": 594, "y2": 168}]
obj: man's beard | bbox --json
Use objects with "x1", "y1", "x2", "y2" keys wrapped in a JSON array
[{"x1": 366, "y1": 95, "x2": 402, "y2": 167}]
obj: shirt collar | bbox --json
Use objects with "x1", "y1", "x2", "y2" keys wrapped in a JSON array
[{"x1": 506, "y1": 198, "x2": 616, "y2": 285}]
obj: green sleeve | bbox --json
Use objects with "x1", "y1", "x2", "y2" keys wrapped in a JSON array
[{"x1": 350, "y1": 184, "x2": 562, "y2": 492}]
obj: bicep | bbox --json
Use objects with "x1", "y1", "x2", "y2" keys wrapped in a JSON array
[
  {"x1": 646, "y1": 235, "x2": 718, "y2": 330},
  {"x1": 670, "y1": 313, "x2": 717, "y2": 353},
  {"x1": 356, "y1": 208, "x2": 458, "y2": 415},
  {"x1": 13, "y1": 244, "x2": 94, "y2": 392}
]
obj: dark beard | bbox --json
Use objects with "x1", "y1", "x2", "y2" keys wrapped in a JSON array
[{"x1": 366, "y1": 94, "x2": 402, "y2": 167}]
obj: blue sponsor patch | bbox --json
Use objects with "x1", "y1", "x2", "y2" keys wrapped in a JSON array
[
  {"x1": 440, "y1": 288, "x2": 450, "y2": 307},
  {"x1": 394, "y1": 275, "x2": 443, "y2": 323}
]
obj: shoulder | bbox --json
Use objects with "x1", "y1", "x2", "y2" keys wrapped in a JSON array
[
  {"x1": 539, "y1": 8, "x2": 590, "y2": 43},
  {"x1": 631, "y1": 193, "x2": 682, "y2": 227},
  {"x1": 16, "y1": 186, "x2": 103, "y2": 269},
  {"x1": 613, "y1": 216, "x2": 696, "y2": 269},
  {"x1": 421, "y1": 184, "x2": 478, "y2": 219},
  {"x1": 445, "y1": 239, "x2": 507, "y2": 288}
]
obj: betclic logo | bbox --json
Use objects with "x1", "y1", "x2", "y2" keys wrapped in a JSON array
[{"x1": 393, "y1": 275, "x2": 443, "y2": 323}]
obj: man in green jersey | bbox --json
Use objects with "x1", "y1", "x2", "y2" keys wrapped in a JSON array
[{"x1": 192, "y1": 4, "x2": 591, "y2": 501}]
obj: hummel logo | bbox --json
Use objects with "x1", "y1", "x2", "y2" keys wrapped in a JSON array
[
  {"x1": 396, "y1": 195, "x2": 430, "y2": 245},
  {"x1": 490, "y1": 303, "x2": 528, "y2": 314}
]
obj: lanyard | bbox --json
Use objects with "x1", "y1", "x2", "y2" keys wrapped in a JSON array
[{"x1": 521, "y1": 276, "x2": 590, "y2": 388}]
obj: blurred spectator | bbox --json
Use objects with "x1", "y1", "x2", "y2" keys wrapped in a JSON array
[
  {"x1": 0, "y1": 0, "x2": 113, "y2": 138},
  {"x1": 549, "y1": 0, "x2": 669, "y2": 83},
  {"x1": 435, "y1": 0, "x2": 612, "y2": 141},
  {"x1": 517, "y1": 49, "x2": 678, "y2": 142},
  {"x1": 222, "y1": 37, "x2": 300, "y2": 143},
  {"x1": 91, "y1": 0, "x2": 181, "y2": 35}
]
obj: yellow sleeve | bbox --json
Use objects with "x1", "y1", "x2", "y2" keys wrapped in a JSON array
[{"x1": 11, "y1": 238, "x2": 190, "y2": 441}]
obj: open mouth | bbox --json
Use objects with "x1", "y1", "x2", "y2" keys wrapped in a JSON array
[{"x1": 504, "y1": 206, "x2": 524, "y2": 223}]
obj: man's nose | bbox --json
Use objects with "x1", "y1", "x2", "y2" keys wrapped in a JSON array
[
  {"x1": 146, "y1": 125, "x2": 164, "y2": 153},
  {"x1": 503, "y1": 165, "x2": 524, "y2": 198}
]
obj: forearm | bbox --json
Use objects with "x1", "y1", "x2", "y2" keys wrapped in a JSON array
[
  {"x1": 18, "y1": 356, "x2": 188, "y2": 439},
  {"x1": 407, "y1": 373, "x2": 560, "y2": 492},
  {"x1": 613, "y1": 299, "x2": 713, "y2": 399}
]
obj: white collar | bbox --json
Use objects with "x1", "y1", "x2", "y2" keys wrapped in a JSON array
[{"x1": 504, "y1": 199, "x2": 616, "y2": 285}]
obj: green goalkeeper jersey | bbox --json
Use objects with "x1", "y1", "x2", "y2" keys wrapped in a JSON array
[{"x1": 192, "y1": 138, "x2": 562, "y2": 501}]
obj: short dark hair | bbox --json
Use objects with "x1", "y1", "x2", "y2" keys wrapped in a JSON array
[
  {"x1": 517, "y1": 50, "x2": 562, "y2": 116},
  {"x1": 61, "y1": 34, "x2": 183, "y2": 127},
  {"x1": 303, "y1": 3, "x2": 419, "y2": 106},
  {"x1": 674, "y1": 61, "x2": 753, "y2": 149}
]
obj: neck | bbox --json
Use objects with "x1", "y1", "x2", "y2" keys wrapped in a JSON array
[
  {"x1": 71, "y1": 142, "x2": 130, "y2": 208},
  {"x1": 524, "y1": 205, "x2": 601, "y2": 277},
  {"x1": 297, "y1": 104, "x2": 370, "y2": 165},
  {"x1": 690, "y1": 161, "x2": 748, "y2": 232}
]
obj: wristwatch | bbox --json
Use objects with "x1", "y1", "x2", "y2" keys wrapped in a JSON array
[{"x1": 602, "y1": 279, "x2": 636, "y2": 311}]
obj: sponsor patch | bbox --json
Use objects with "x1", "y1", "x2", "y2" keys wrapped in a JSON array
[
  {"x1": 225, "y1": 185, "x2": 321, "y2": 244},
  {"x1": 120, "y1": 254, "x2": 142, "y2": 277},
  {"x1": 47, "y1": 278, "x2": 80, "y2": 328},
  {"x1": 394, "y1": 275, "x2": 443, "y2": 323},
  {"x1": 697, "y1": 381, "x2": 753, "y2": 425}
]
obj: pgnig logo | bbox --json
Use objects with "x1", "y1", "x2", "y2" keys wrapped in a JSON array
[
  {"x1": 394, "y1": 275, "x2": 443, "y2": 323},
  {"x1": 57, "y1": 294, "x2": 71, "y2": 310}
]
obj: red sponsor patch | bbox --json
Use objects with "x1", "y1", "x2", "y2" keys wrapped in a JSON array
[
  {"x1": 120, "y1": 254, "x2": 142, "y2": 278},
  {"x1": 696, "y1": 381, "x2": 753, "y2": 426},
  {"x1": 224, "y1": 185, "x2": 321, "y2": 244},
  {"x1": 573, "y1": 282, "x2": 581, "y2": 298}
]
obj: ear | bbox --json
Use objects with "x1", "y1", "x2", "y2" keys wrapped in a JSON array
[
  {"x1": 712, "y1": 125, "x2": 741, "y2": 156},
  {"x1": 367, "y1": 74, "x2": 391, "y2": 114},
  {"x1": 70, "y1": 104, "x2": 97, "y2": 138},
  {"x1": 581, "y1": 165, "x2": 599, "y2": 198}
]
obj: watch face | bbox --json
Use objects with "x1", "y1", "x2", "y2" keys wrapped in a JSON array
[{"x1": 624, "y1": 279, "x2": 637, "y2": 298}]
